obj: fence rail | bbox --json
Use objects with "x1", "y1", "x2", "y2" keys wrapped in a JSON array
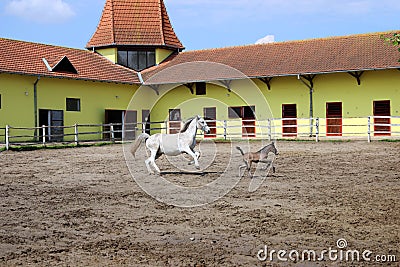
[{"x1": 1, "y1": 116, "x2": 400, "y2": 150}]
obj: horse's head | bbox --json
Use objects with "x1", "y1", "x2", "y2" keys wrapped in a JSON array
[
  {"x1": 271, "y1": 141, "x2": 279, "y2": 155},
  {"x1": 196, "y1": 116, "x2": 210, "y2": 134}
]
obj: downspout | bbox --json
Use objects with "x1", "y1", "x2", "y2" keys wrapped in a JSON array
[{"x1": 33, "y1": 76, "x2": 40, "y2": 140}]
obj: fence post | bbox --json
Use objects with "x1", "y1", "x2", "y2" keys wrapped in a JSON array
[
  {"x1": 268, "y1": 119, "x2": 272, "y2": 141},
  {"x1": 315, "y1": 118, "x2": 319, "y2": 142},
  {"x1": 165, "y1": 121, "x2": 168, "y2": 134},
  {"x1": 110, "y1": 124, "x2": 115, "y2": 143},
  {"x1": 309, "y1": 117, "x2": 314, "y2": 137},
  {"x1": 223, "y1": 120, "x2": 227, "y2": 140},
  {"x1": 42, "y1": 125, "x2": 46, "y2": 146},
  {"x1": 5, "y1": 125, "x2": 9, "y2": 150},
  {"x1": 142, "y1": 122, "x2": 146, "y2": 134},
  {"x1": 74, "y1": 124, "x2": 79, "y2": 146},
  {"x1": 367, "y1": 116, "x2": 371, "y2": 143}
]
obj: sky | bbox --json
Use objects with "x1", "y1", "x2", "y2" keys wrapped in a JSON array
[{"x1": 0, "y1": 0, "x2": 399, "y2": 51}]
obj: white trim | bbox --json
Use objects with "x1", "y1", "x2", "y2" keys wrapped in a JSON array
[{"x1": 42, "y1": 58, "x2": 52, "y2": 72}]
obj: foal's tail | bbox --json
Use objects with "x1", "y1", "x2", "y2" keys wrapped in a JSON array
[
  {"x1": 130, "y1": 133, "x2": 150, "y2": 158},
  {"x1": 236, "y1": 146, "x2": 245, "y2": 156}
]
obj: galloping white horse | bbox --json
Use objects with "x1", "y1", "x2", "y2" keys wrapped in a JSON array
[{"x1": 130, "y1": 115, "x2": 210, "y2": 174}]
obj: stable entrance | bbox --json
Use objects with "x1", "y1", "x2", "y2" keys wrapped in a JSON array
[
  {"x1": 39, "y1": 109, "x2": 64, "y2": 142},
  {"x1": 229, "y1": 106, "x2": 256, "y2": 138},
  {"x1": 204, "y1": 107, "x2": 216, "y2": 138},
  {"x1": 142, "y1": 109, "x2": 151, "y2": 134},
  {"x1": 282, "y1": 104, "x2": 297, "y2": 137},
  {"x1": 373, "y1": 100, "x2": 391, "y2": 136},
  {"x1": 105, "y1": 110, "x2": 137, "y2": 140},
  {"x1": 326, "y1": 102, "x2": 342, "y2": 136}
]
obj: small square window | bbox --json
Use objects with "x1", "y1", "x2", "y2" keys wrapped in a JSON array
[
  {"x1": 196, "y1": 82, "x2": 206, "y2": 95},
  {"x1": 169, "y1": 109, "x2": 181, "y2": 121},
  {"x1": 66, "y1": 98, "x2": 80, "y2": 111}
]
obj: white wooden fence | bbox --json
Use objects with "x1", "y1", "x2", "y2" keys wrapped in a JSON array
[{"x1": 1, "y1": 116, "x2": 400, "y2": 150}]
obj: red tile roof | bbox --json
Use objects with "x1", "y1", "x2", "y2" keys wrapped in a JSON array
[
  {"x1": 86, "y1": 0, "x2": 184, "y2": 49},
  {"x1": 141, "y1": 32, "x2": 400, "y2": 85},
  {"x1": 0, "y1": 38, "x2": 140, "y2": 84}
]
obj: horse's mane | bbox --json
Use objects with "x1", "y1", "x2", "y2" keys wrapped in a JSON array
[{"x1": 179, "y1": 116, "x2": 197, "y2": 133}]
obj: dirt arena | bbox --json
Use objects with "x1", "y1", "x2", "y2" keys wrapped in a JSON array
[{"x1": 0, "y1": 140, "x2": 399, "y2": 266}]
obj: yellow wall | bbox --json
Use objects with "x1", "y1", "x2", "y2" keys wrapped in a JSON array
[
  {"x1": 2, "y1": 68, "x2": 399, "y2": 142},
  {"x1": 95, "y1": 48, "x2": 118, "y2": 63},
  {"x1": 0, "y1": 74, "x2": 36, "y2": 127},
  {"x1": 313, "y1": 70, "x2": 400, "y2": 118},
  {"x1": 128, "y1": 69, "x2": 400, "y2": 138},
  {"x1": 155, "y1": 48, "x2": 174, "y2": 65},
  {"x1": 255, "y1": 70, "x2": 400, "y2": 119},
  {"x1": 256, "y1": 69, "x2": 400, "y2": 138},
  {"x1": 0, "y1": 74, "x2": 139, "y2": 142},
  {"x1": 129, "y1": 80, "x2": 273, "y2": 136}
]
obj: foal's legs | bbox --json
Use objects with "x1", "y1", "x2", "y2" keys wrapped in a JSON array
[
  {"x1": 239, "y1": 161, "x2": 253, "y2": 178},
  {"x1": 238, "y1": 164, "x2": 247, "y2": 177},
  {"x1": 247, "y1": 161, "x2": 253, "y2": 178}
]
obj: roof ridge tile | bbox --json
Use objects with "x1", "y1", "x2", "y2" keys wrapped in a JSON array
[{"x1": 183, "y1": 31, "x2": 399, "y2": 54}]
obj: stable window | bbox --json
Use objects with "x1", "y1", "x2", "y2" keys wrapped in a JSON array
[
  {"x1": 228, "y1": 106, "x2": 242, "y2": 119},
  {"x1": 66, "y1": 98, "x2": 81, "y2": 112},
  {"x1": 228, "y1": 106, "x2": 256, "y2": 137},
  {"x1": 228, "y1": 106, "x2": 255, "y2": 119},
  {"x1": 196, "y1": 82, "x2": 206, "y2": 95},
  {"x1": 169, "y1": 109, "x2": 181, "y2": 134}
]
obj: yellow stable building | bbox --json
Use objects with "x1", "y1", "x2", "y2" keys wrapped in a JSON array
[{"x1": 1, "y1": 0, "x2": 400, "y2": 144}]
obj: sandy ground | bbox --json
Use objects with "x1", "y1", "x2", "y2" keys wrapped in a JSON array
[{"x1": 0, "y1": 140, "x2": 399, "y2": 266}]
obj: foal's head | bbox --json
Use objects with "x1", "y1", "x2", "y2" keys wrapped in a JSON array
[{"x1": 269, "y1": 142, "x2": 279, "y2": 155}]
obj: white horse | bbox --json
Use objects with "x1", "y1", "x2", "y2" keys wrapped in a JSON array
[{"x1": 130, "y1": 115, "x2": 210, "y2": 174}]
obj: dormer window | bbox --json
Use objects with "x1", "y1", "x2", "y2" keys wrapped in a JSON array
[
  {"x1": 42, "y1": 56, "x2": 78, "y2": 74},
  {"x1": 117, "y1": 49, "x2": 155, "y2": 71}
]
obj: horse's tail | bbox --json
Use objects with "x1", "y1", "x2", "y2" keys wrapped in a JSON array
[
  {"x1": 236, "y1": 146, "x2": 245, "y2": 156},
  {"x1": 130, "y1": 133, "x2": 150, "y2": 158}
]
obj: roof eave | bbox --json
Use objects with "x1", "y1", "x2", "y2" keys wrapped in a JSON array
[
  {"x1": 142, "y1": 66, "x2": 400, "y2": 86},
  {"x1": 0, "y1": 70, "x2": 140, "y2": 85},
  {"x1": 86, "y1": 43, "x2": 184, "y2": 51}
]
